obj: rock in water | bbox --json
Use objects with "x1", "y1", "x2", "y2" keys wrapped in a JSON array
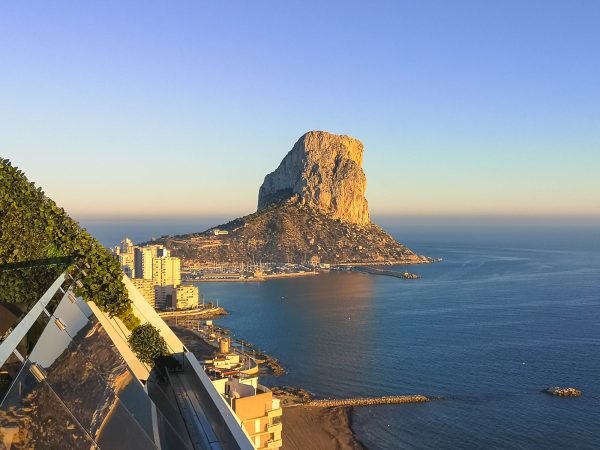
[
  {"x1": 544, "y1": 387, "x2": 582, "y2": 397},
  {"x1": 258, "y1": 131, "x2": 370, "y2": 226},
  {"x1": 149, "y1": 131, "x2": 430, "y2": 265}
]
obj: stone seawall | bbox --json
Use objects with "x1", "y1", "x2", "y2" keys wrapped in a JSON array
[
  {"x1": 306, "y1": 395, "x2": 430, "y2": 407},
  {"x1": 353, "y1": 266, "x2": 421, "y2": 279}
]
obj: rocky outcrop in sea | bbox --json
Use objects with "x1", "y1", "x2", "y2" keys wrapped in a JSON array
[
  {"x1": 544, "y1": 387, "x2": 582, "y2": 397},
  {"x1": 150, "y1": 131, "x2": 430, "y2": 265}
]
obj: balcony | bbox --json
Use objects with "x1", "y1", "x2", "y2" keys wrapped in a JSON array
[
  {"x1": 266, "y1": 439, "x2": 283, "y2": 449},
  {"x1": 257, "y1": 439, "x2": 283, "y2": 450},
  {"x1": 267, "y1": 422, "x2": 282, "y2": 434},
  {"x1": 267, "y1": 407, "x2": 282, "y2": 419}
]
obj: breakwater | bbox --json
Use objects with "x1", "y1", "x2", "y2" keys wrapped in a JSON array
[
  {"x1": 306, "y1": 395, "x2": 430, "y2": 407},
  {"x1": 158, "y1": 307, "x2": 227, "y2": 318},
  {"x1": 353, "y1": 266, "x2": 421, "y2": 279}
]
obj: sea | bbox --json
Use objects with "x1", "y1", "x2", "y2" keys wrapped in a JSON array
[{"x1": 83, "y1": 216, "x2": 600, "y2": 449}]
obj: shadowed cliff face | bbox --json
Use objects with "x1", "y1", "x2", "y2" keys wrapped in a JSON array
[{"x1": 258, "y1": 131, "x2": 371, "y2": 226}]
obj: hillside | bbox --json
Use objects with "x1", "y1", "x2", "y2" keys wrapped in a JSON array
[
  {"x1": 149, "y1": 131, "x2": 429, "y2": 266},
  {"x1": 153, "y1": 200, "x2": 427, "y2": 266}
]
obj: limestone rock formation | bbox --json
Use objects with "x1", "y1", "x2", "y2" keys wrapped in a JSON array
[
  {"x1": 258, "y1": 131, "x2": 371, "y2": 226},
  {"x1": 151, "y1": 131, "x2": 430, "y2": 265}
]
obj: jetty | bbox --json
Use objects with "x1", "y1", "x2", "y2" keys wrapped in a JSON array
[
  {"x1": 306, "y1": 394, "x2": 430, "y2": 407},
  {"x1": 352, "y1": 266, "x2": 421, "y2": 279}
]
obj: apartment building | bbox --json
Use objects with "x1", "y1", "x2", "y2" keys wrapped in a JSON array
[
  {"x1": 164, "y1": 284, "x2": 199, "y2": 309},
  {"x1": 131, "y1": 278, "x2": 156, "y2": 308},
  {"x1": 134, "y1": 247, "x2": 154, "y2": 280},
  {"x1": 213, "y1": 376, "x2": 283, "y2": 450}
]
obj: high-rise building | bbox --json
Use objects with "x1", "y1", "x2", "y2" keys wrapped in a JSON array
[
  {"x1": 152, "y1": 256, "x2": 181, "y2": 308},
  {"x1": 119, "y1": 237, "x2": 135, "y2": 254},
  {"x1": 156, "y1": 247, "x2": 170, "y2": 258},
  {"x1": 115, "y1": 237, "x2": 136, "y2": 277},
  {"x1": 152, "y1": 256, "x2": 181, "y2": 286},
  {"x1": 131, "y1": 278, "x2": 156, "y2": 308},
  {"x1": 134, "y1": 247, "x2": 153, "y2": 280},
  {"x1": 113, "y1": 239, "x2": 194, "y2": 311},
  {"x1": 144, "y1": 244, "x2": 169, "y2": 258},
  {"x1": 118, "y1": 252, "x2": 135, "y2": 278}
]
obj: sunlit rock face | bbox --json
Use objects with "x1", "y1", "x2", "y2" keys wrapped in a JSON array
[
  {"x1": 151, "y1": 130, "x2": 430, "y2": 265},
  {"x1": 258, "y1": 131, "x2": 371, "y2": 226}
]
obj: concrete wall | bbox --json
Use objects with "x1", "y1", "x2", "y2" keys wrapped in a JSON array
[
  {"x1": 233, "y1": 391, "x2": 272, "y2": 421},
  {"x1": 229, "y1": 377, "x2": 256, "y2": 398}
]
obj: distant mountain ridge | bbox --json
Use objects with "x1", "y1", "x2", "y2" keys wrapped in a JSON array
[{"x1": 153, "y1": 131, "x2": 429, "y2": 265}]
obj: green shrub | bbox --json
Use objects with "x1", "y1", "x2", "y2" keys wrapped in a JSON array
[
  {"x1": 0, "y1": 158, "x2": 131, "y2": 317},
  {"x1": 127, "y1": 323, "x2": 170, "y2": 365},
  {"x1": 118, "y1": 308, "x2": 142, "y2": 330}
]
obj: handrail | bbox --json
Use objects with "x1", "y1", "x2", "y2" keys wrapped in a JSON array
[
  {"x1": 0, "y1": 272, "x2": 67, "y2": 367},
  {"x1": 0, "y1": 256, "x2": 74, "y2": 271}
]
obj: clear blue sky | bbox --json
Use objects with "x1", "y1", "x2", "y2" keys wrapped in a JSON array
[{"x1": 1, "y1": 1, "x2": 599, "y2": 217}]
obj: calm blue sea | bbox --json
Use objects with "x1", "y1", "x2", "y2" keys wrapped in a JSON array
[{"x1": 83, "y1": 217, "x2": 600, "y2": 449}]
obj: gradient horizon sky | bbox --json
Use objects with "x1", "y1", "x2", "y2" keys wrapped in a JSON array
[{"x1": 1, "y1": 1, "x2": 599, "y2": 218}]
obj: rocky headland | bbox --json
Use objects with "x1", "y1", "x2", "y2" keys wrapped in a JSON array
[{"x1": 151, "y1": 131, "x2": 430, "y2": 266}]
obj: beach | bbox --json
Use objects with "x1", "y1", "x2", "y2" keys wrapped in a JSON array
[
  {"x1": 281, "y1": 406, "x2": 364, "y2": 450},
  {"x1": 168, "y1": 322, "x2": 366, "y2": 449}
]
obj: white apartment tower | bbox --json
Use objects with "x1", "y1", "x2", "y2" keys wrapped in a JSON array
[
  {"x1": 134, "y1": 247, "x2": 154, "y2": 280},
  {"x1": 152, "y1": 256, "x2": 181, "y2": 308}
]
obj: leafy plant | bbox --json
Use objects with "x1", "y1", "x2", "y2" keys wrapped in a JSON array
[
  {"x1": 0, "y1": 158, "x2": 132, "y2": 319},
  {"x1": 127, "y1": 323, "x2": 170, "y2": 365},
  {"x1": 119, "y1": 308, "x2": 142, "y2": 330}
]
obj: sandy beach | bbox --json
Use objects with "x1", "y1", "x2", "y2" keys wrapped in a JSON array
[
  {"x1": 281, "y1": 405, "x2": 364, "y2": 450},
  {"x1": 169, "y1": 324, "x2": 365, "y2": 449}
]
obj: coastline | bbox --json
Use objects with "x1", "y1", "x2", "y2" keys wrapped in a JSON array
[
  {"x1": 168, "y1": 321, "x2": 366, "y2": 449},
  {"x1": 184, "y1": 257, "x2": 439, "y2": 283},
  {"x1": 273, "y1": 387, "x2": 366, "y2": 450},
  {"x1": 188, "y1": 271, "x2": 320, "y2": 283}
]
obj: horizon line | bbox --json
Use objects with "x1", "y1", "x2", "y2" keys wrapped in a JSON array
[{"x1": 73, "y1": 212, "x2": 600, "y2": 224}]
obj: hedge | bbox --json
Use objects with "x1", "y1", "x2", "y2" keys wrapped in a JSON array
[
  {"x1": 127, "y1": 323, "x2": 169, "y2": 365},
  {"x1": 0, "y1": 158, "x2": 132, "y2": 320}
]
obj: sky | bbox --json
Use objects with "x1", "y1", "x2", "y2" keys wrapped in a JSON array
[{"x1": 1, "y1": 1, "x2": 599, "y2": 219}]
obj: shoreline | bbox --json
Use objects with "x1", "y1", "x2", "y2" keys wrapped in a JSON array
[
  {"x1": 272, "y1": 387, "x2": 366, "y2": 450},
  {"x1": 282, "y1": 405, "x2": 366, "y2": 450},
  {"x1": 184, "y1": 258, "x2": 440, "y2": 283},
  {"x1": 168, "y1": 322, "x2": 367, "y2": 449},
  {"x1": 166, "y1": 309, "x2": 430, "y2": 449},
  {"x1": 187, "y1": 271, "x2": 320, "y2": 283}
]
